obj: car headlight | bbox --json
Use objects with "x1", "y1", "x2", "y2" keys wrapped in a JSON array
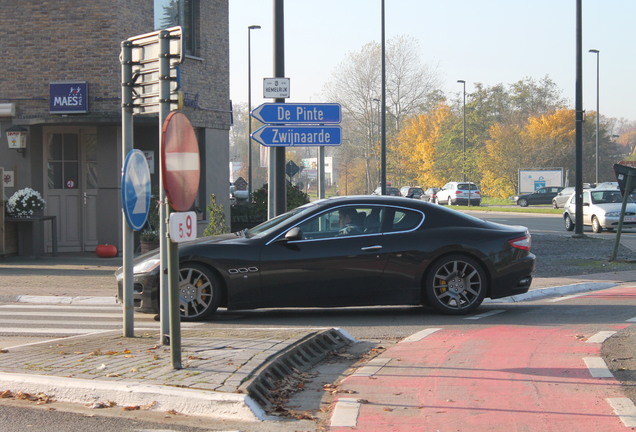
[
  {"x1": 133, "y1": 258, "x2": 161, "y2": 274},
  {"x1": 605, "y1": 211, "x2": 620, "y2": 217}
]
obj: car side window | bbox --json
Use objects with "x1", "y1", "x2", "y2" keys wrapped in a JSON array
[
  {"x1": 295, "y1": 206, "x2": 382, "y2": 239},
  {"x1": 385, "y1": 208, "x2": 423, "y2": 233}
]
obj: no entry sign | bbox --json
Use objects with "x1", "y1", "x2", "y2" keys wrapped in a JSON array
[{"x1": 161, "y1": 112, "x2": 200, "y2": 212}]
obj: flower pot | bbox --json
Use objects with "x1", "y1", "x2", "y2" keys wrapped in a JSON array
[{"x1": 140, "y1": 240, "x2": 159, "y2": 254}]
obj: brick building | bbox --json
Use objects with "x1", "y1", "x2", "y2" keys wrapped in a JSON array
[{"x1": 0, "y1": 0, "x2": 230, "y2": 255}]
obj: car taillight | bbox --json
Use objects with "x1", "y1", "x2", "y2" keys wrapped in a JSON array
[
  {"x1": 455, "y1": 191, "x2": 462, "y2": 195},
  {"x1": 509, "y1": 235, "x2": 531, "y2": 251}
]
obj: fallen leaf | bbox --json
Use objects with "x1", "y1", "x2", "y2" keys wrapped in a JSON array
[
  {"x1": 122, "y1": 405, "x2": 140, "y2": 411},
  {"x1": 141, "y1": 401, "x2": 157, "y2": 410}
]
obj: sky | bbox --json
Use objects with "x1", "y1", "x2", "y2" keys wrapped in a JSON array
[{"x1": 229, "y1": 0, "x2": 636, "y2": 124}]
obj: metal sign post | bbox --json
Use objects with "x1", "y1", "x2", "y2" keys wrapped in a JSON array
[
  {"x1": 161, "y1": 112, "x2": 201, "y2": 370},
  {"x1": 612, "y1": 163, "x2": 636, "y2": 261},
  {"x1": 120, "y1": 40, "x2": 135, "y2": 337},
  {"x1": 120, "y1": 27, "x2": 183, "y2": 354}
]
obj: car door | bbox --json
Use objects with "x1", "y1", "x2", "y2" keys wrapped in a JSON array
[
  {"x1": 582, "y1": 191, "x2": 593, "y2": 225},
  {"x1": 529, "y1": 187, "x2": 547, "y2": 205},
  {"x1": 258, "y1": 205, "x2": 389, "y2": 308}
]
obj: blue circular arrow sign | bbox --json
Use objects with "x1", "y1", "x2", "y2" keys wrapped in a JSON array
[{"x1": 122, "y1": 149, "x2": 151, "y2": 231}]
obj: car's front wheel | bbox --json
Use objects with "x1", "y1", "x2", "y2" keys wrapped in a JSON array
[
  {"x1": 424, "y1": 255, "x2": 486, "y2": 315},
  {"x1": 517, "y1": 198, "x2": 528, "y2": 207},
  {"x1": 592, "y1": 216, "x2": 603, "y2": 233},
  {"x1": 178, "y1": 263, "x2": 222, "y2": 321},
  {"x1": 564, "y1": 214, "x2": 575, "y2": 231},
  {"x1": 552, "y1": 200, "x2": 558, "y2": 209}
]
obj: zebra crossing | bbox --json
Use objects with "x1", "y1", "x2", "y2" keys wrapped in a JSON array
[{"x1": 0, "y1": 302, "x2": 199, "y2": 336}]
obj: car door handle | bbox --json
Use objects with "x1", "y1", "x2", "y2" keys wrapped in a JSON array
[{"x1": 361, "y1": 245, "x2": 382, "y2": 251}]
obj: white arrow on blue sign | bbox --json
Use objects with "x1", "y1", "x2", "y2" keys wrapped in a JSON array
[
  {"x1": 122, "y1": 149, "x2": 151, "y2": 231},
  {"x1": 251, "y1": 125, "x2": 342, "y2": 147},
  {"x1": 251, "y1": 103, "x2": 341, "y2": 124}
]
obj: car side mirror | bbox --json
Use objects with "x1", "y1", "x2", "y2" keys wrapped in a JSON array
[{"x1": 282, "y1": 227, "x2": 303, "y2": 241}]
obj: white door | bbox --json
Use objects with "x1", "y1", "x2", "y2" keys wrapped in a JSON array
[{"x1": 44, "y1": 127, "x2": 98, "y2": 252}]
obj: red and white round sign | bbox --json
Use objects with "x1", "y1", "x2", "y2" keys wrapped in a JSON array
[{"x1": 161, "y1": 112, "x2": 200, "y2": 212}]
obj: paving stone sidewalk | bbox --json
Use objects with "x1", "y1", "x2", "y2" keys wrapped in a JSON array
[{"x1": 0, "y1": 328, "x2": 312, "y2": 394}]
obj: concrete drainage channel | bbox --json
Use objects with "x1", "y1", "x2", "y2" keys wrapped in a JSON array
[{"x1": 241, "y1": 328, "x2": 355, "y2": 410}]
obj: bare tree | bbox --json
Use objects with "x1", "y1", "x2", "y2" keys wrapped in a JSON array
[{"x1": 324, "y1": 36, "x2": 440, "y2": 193}]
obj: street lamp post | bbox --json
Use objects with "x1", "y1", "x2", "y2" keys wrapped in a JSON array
[
  {"x1": 247, "y1": 24, "x2": 261, "y2": 201},
  {"x1": 589, "y1": 49, "x2": 600, "y2": 184},
  {"x1": 457, "y1": 80, "x2": 466, "y2": 182}
]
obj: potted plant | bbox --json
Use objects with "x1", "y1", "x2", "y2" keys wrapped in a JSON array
[
  {"x1": 139, "y1": 192, "x2": 160, "y2": 253},
  {"x1": 6, "y1": 187, "x2": 46, "y2": 218}
]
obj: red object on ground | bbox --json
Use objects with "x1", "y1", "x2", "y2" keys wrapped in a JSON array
[{"x1": 95, "y1": 244, "x2": 117, "y2": 258}]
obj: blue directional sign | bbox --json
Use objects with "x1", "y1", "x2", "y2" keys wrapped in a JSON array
[
  {"x1": 251, "y1": 125, "x2": 342, "y2": 147},
  {"x1": 122, "y1": 149, "x2": 151, "y2": 231},
  {"x1": 251, "y1": 103, "x2": 341, "y2": 124}
]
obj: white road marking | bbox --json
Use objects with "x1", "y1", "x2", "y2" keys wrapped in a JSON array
[
  {"x1": 400, "y1": 328, "x2": 441, "y2": 343},
  {"x1": 1, "y1": 328, "x2": 113, "y2": 335},
  {"x1": 586, "y1": 331, "x2": 616, "y2": 344},
  {"x1": 548, "y1": 293, "x2": 586, "y2": 303},
  {"x1": 583, "y1": 357, "x2": 614, "y2": 378},
  {"x1": 330, "y1": 397, "x2": 361, "y2": 428},
  {"x1": 464, "y1": 309, "x2": 505, "y2": 320},
  {"x1": 0, "y1": 304, "x2": 119, "y2": 310},
  {"x1": 626, "y1": 317, "x2": 636, "y2": 322},
  {"x1": 607, "y1": 398, "x2": 636, "y2": 427}
]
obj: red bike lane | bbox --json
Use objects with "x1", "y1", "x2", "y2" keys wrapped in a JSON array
[{"x1": 329, "y1": 286, "x2": 636, "y2": 431}]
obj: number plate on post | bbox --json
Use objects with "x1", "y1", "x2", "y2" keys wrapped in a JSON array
[{"x1": 168, "y1": 211, "x2": 197, "y2": 243}]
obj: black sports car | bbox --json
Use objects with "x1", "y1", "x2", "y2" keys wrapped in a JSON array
[{"x1": 116, "y1": 196, "x2": 535, "y2": 320}]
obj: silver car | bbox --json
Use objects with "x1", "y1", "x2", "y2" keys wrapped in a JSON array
[
  {"x1": 552, "y1": 187, "x2": 576, "y2": 209},
  {"x1": 563, "y1": 189, "x2": 636, "y2": 233},
  {"x1": 435, "y1": 182, "x2": 481, "y2": 206}
]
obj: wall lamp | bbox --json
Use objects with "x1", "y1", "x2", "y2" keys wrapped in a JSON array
[{"x1": 6, "y1": 125, "x2": 27, "y2": 156}]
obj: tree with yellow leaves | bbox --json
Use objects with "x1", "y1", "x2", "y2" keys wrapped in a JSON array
[{"x1": 395, "y1": 103, "x2": 455, "y2": 188}]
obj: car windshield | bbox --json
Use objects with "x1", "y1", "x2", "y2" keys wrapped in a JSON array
[{"x1": 244, "y1": 201, "x2": 319, "y2": 238}]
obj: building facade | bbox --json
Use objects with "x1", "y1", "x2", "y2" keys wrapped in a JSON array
[{"x1": 0, "y1": 0, "x2": 230, "y2": 255}]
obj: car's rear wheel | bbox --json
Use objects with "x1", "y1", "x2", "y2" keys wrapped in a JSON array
[
  {"x1": 178, "y1": 263, "x2": 222, "y2": 321},
  {"x1": 424, "y1": 255, "x2": 486, "y2": 315},
  {"x1": 517, "y1": 198, "x2": 528, "y2": 207},
  {"x1": 447, "y1": 197, "x2": 453, "y2": 206},
  {"x1": 564, "y1": 214, "x2": 575, "y2": 231},
  {"x1": 592, "y1": 216, "x2": 603, "y2": 233}
]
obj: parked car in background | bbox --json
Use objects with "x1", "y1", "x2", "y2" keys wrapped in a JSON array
[
  {"x1": 116, "y1": 195, "x2": 535, "y2": 319},
  {"x1": 422, "y1": 187, "x2": 439, "y2": 203},
  {"x1": 400, "y1": 186, "x2": 424, "y2": 199},
  {"x1": 563, "y1": 189, "x2": 636, "y2": 233},
  {"x1": 552, "y1": 187, "x2": 576, "y2": 209},
  {"x1": 436, "y1": 182, "x2": 481, "y2": 206},
  {"x1": 514, "y1": 186, "x2": 564, "y2": 207},
  {"x1": 372, "y1": 186, "x2": 401, "y2": 196}
]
